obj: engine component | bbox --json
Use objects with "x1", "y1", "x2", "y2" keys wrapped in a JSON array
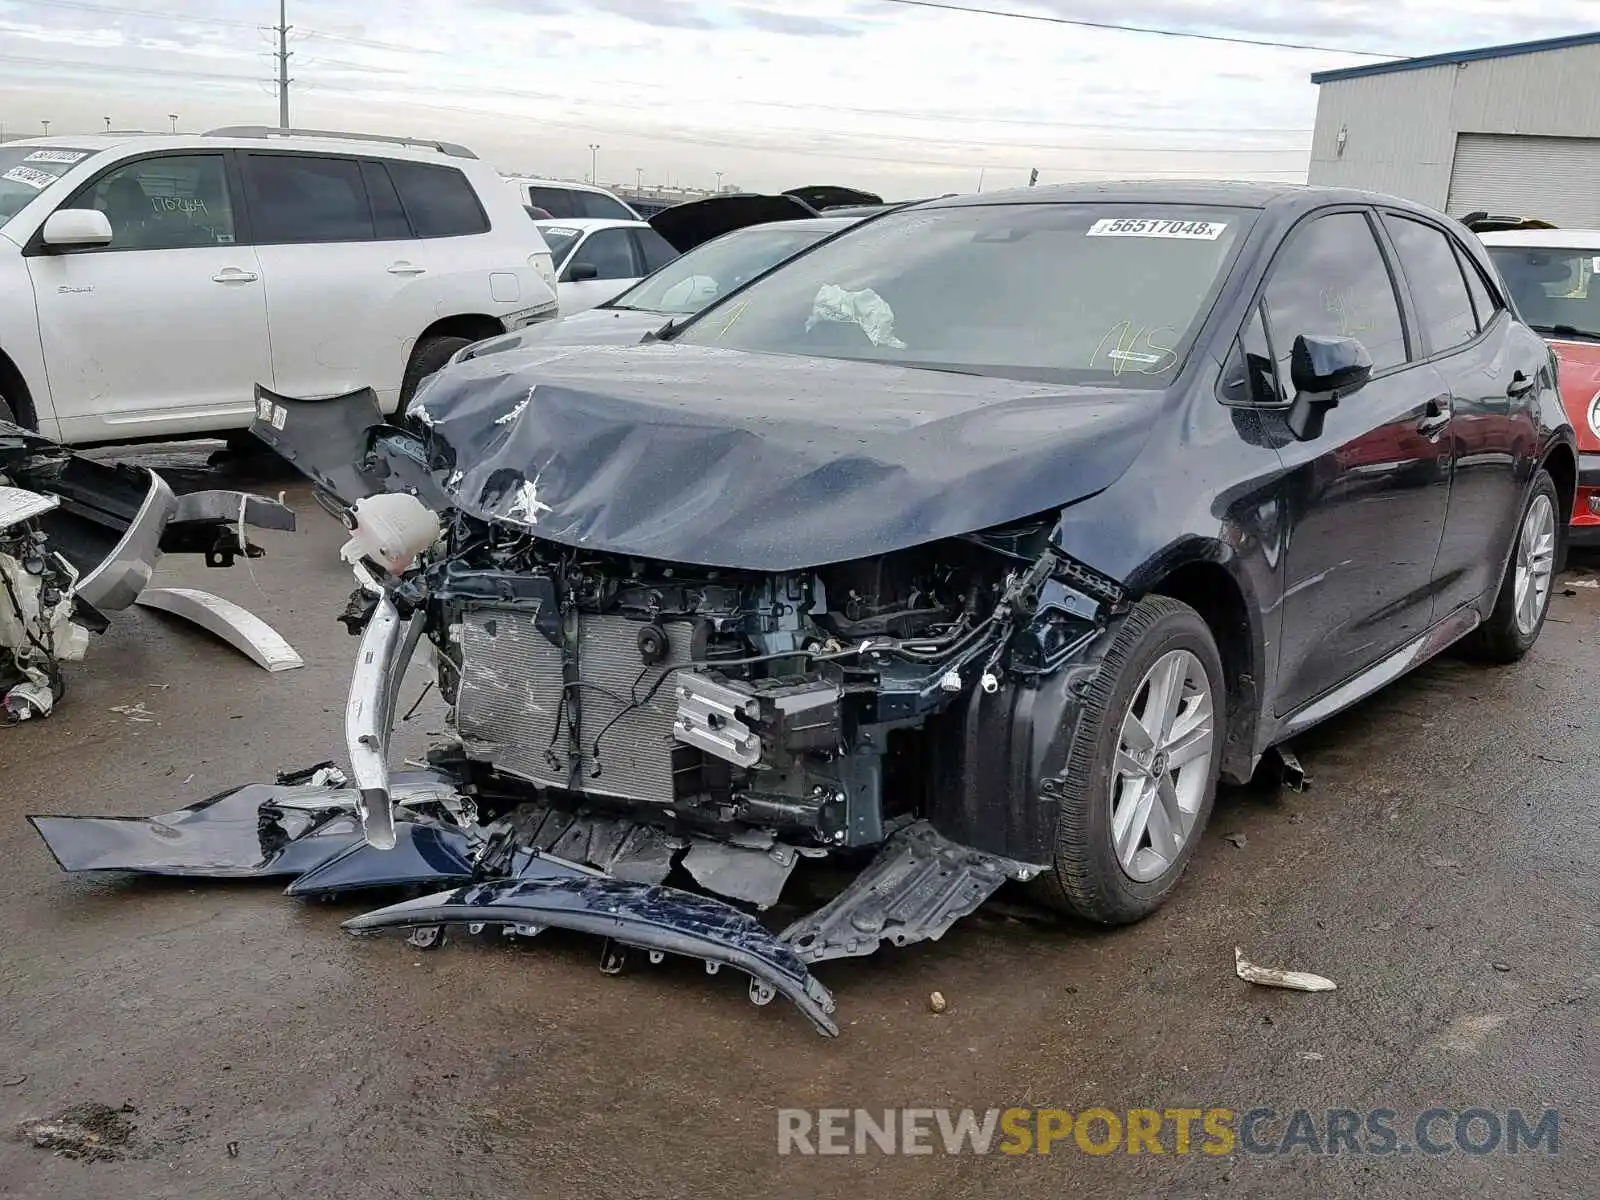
[
  {"x1": 673, "y1": 673, "x2": 761, "y2": 767},
  {"x1": 455, "y1": 608, "x2": 695, "y2": 805},
  {"x1": 339, "y1": 492, "x2": 441, "y2": 576}
]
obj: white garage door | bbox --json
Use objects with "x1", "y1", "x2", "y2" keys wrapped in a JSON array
[{"x1": 1446, "y1": 134, "x2": 1600, "y2": 226}]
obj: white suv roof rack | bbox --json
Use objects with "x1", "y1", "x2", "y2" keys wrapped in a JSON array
[{"x1": 203, "y1": 125, "x2": 478, "y2": 159}]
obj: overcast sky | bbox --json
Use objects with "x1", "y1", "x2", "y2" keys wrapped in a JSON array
[{"x1": 1, "y1": 0, "x2": 1595, "y2": 196}]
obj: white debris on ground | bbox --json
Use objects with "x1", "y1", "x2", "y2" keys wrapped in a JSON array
[
  {"x1": 1234, "y1": 947, "x2": 1338, "y2": 992},
  {"x1": 0, "y1": 488, "x2": 91, "y2": 724}
]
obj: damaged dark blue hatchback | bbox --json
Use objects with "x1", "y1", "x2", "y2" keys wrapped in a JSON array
[{"x1": 32, "y1": 182, "x2": 1577, "y2": 1034}]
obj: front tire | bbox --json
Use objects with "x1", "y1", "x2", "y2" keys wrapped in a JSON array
[
  {"x1": 1031, "y1": 595, "x2": 1225, "y2": 925},
  {"x1": 1462, "y1": 469, "x2": 1561, "y2": 664},
  {"x1": 0, "y1": 394, "x2": 18, "y2": 427}
]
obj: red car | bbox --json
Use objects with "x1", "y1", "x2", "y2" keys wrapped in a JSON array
[{"x1": 1482, "y1": 229, "x2": 1600, "y2": 548}]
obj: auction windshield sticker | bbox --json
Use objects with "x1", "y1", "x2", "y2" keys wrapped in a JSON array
[
  {"x1": 24, "y1": 150, "x2": 88, "y2": 164},
  {"x1": 1086, "y1": 217, "x2": 1227, "y2": 239},
  {"x1": 2, "y1": 165, "x2": 60, "y2": 190}
]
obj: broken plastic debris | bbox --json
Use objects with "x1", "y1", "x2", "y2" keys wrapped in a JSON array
[
  {"x1": 1234, "y1": 947, "x2": 1337, "y2": 992},
  {"x1": 110, "y1": 702, "x2": 156, "y2": 723},
  {"x1": 3, "y1": 680, "x2": 54, "y2": 723},
  {"x1": 805, "y1": 283, "x2": 907, "y2": 348}
]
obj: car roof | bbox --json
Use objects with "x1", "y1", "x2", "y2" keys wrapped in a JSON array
[
  {"x1": 0, "y1": 131, "x2": 484, "y2": 165},
  {"x1": 535, "y1": 217, "x2": 650, "y2": 232},
  {"x1": 723, "y1": 216, "x2": 857, "y2": 235},
  {"x1": 508, "y1": 177, "x2": 623, "y2": 194},
  {"x1": 1479, "y1": 229, "x2": 1600, "y2": 248},
  {"x1": 915, "y1": 179, "x2": 1442, "y2": 216}
]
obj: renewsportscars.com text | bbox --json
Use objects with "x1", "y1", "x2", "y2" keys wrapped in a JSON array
[{"x1": 776, "y1": 1107, "x2": 1560, "y2": 1157}]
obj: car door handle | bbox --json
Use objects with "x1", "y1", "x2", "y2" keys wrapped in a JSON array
[
  {"x1": 1416, "y1": 397, "x2": 1451, "y2": 436},
  {"x1": 211, "y1": 268, "x2": 258, "y2": 283},
  {"x1": 1507, "y1": 370, "x2": 1535, "y2": 398},
  {"x1": 386, "y1": 262, "x2": 427, "y2": 275}
]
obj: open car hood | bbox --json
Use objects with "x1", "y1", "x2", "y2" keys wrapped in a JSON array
[
  {"x1": 782, "y1": 185, "x2": 884, "y2": 211},
  {"x1": 252, "y1": 342, "x2": 1155, "y2": 571},
  {"x1": 648, "y1": 192, "x2": 822, "y2": 253}
]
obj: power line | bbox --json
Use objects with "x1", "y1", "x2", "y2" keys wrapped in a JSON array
[
  {"x1": 866, "y1": 0, "x2": 1402, "y2": 58},
  {"x1": 8, "y1": 0, "x2": 257, "y2": 29},
  {"x1": 0, "y1": 51, "x2": 247, "y2": 84},
  {"x1": 8, "y1": 0, "x2": 444, "y2": 52}
]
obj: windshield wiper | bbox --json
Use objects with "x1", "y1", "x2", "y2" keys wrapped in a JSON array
[{"x1": 1530, "y1": 322, "x2": 1600, "y2": 342}]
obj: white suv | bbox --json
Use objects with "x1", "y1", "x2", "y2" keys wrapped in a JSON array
[
  {"x1": 505, "y1": 176, "x2": 640, "y2": 221},
  {"x1": 0, "y1": 126, "x2": 559, "y2": 444}
]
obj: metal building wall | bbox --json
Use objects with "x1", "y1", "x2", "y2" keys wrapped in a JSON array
[{"x1": 1308, "y1": 42, "x2": 1600, "y2": 209}]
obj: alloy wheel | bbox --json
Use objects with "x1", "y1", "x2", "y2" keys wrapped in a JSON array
[
  {"x1": 1110, "y1": 648, "x2": 1216, "y2": 883},
  {"x1": 1512, "y1": 493, "x2": 1557, "y2": 636}
]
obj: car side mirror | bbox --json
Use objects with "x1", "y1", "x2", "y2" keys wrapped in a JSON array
[
  {"x1": 41, "y1": 208, "x2": 114, "y2": 250},
  {"x1": 567, "y1": 262, "x2": 599, "y2": 282},
  {"x1": 1285, "y1": 334, "x2": 1372, "y2": 441}
]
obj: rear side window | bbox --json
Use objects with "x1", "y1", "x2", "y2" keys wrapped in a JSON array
[
  {"x1": 1383, "y1": 215, "x2": 1478, "y2": 353},
  {"x1": 635, "y1": 227, "x2": 679, "y2": 273},
  {"x1": 579, "y1": 190, "x2": 635, "y2": 220},
  {"x1": 244, "y1": 154, "x2": 372, "y2": 243},
  {"x1": 1454, "y1": 243, "x2": 1501, "y2": 330},
  {"x1": 1262, "y1": 211, "x2": 1408, "y2": 387},
  {"x1": 361, "y1": 161, "x2": 411, "y2": 240},
  {"x1": 525, "y1": 186, "x2": 579, "y2": 218},
  {"x1": 386, "y1": 161, "x2": 489, "y2": 238}
]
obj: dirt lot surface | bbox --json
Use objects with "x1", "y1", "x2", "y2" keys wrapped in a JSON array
[{"x1": 2, "y1": 453, "x2": 1595, "y2": 1199}]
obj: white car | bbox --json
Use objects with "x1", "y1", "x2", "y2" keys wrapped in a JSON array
[
  {"x1": 536, "y1": 218, "x2": 681, "y2": 315},
  {"x1": 0, "y1": 126, "x2": 559, "y2": 445},
  {"x1": 504, "y1": 176, "x2": 639, "y2": 221}
]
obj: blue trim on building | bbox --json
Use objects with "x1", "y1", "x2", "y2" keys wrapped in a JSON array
[{"x1": 1311, "y1": 30, "x2": 1600, "y2": 85}]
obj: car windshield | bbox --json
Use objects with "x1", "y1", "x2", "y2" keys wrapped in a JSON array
[
  {"x1": 1486, "y1": 244, "x2": 1600, "y2": 341},
  {"x1": 610, "y1": 225, "x2": 837, "y2": 315},
  {"x1": 671, "y1": 201, "x2": 1253, "y2": 384},
  {"x1": 537, "y1": 224, "x2": 582, "y2": 268},
  {"x1": 0, "y1": 146, "x2": 94, "y2": 225}
]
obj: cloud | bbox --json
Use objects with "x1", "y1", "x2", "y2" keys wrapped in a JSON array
[
  {"x1": 731, "y1": 5, "x2": 862, "y2": 37},
  {"x1": 1, "y1": 0, "x2": 1595, "y2": 196}
]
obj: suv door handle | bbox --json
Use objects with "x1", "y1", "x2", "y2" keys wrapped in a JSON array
[
  {"x1": 212, "y1": 267, "x2": 258, "y2": 283},
  {"x1": 1416, "y1": 396, "x2": 1451, "y2": 436},
  {"x1": 387, "y1": 262, "x2": 426, "y2": 276},
  {"x1": 1507, "y1": 369, "x2": 1535, "y2": 398}
]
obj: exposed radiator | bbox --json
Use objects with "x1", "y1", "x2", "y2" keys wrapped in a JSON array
[{"x1": 454, "y1": 608, "x2": 695, "y2": 805}]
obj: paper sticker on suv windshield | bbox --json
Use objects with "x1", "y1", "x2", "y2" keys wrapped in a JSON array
[
  {"x1": 3, "y1": 165, "x2": 59, "y2": 191},
  {"x1": 24, "y1": 150, "x2": 87, "y2": 164},
  {"x1": 1086, "y1": 218, "x2": 1227, "y2": 240}
]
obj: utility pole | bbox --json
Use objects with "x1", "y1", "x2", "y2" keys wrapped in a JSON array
[
  {"x1": 635, "y1": 167, "x2": 642, "y2": 191},
  {"x1": 275, "y1": 0, "x2": 293, "y2": 129},
  {"x1": 588, "y1": 143, "x2": 599, "y2": 184},
  {"x1": 715, "y1": 170, "x2": 723, "y2": 192},
  {"x1": 169, "y1": 113, "x2": 179, "y2": 133},
  {"x1": 104, "y1": 115, "x2": 111, "y2": 131},
  {"x1": 40, "y1": 119, "x2": 50, "y2": 136}
]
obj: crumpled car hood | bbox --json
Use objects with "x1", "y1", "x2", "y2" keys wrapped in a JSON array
[
  {"x1": 411, "y1": 343, "x2": 1156, "y2": 570},
  {"x1": 455, "y1": 307, "x2": 670, "y2": 362}
]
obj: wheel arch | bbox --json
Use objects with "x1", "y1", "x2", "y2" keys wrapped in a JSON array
[
  {"x1": 1540, "y1": 439, "x2": 1576, "y2": 543},
  {"x1": 0, "y1": 346, "x2": 39, "y2": 429},
  {"x1": 411, "y1": 314, "x2": 506, "y2": 360},
  {"x1": 1133, "y1": 542, "x2": 1267, "y2": 786}
]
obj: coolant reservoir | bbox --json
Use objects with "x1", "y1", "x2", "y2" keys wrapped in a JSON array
[{"x1": 339, "y1": 493, "x2": 441, "y2": 575}]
